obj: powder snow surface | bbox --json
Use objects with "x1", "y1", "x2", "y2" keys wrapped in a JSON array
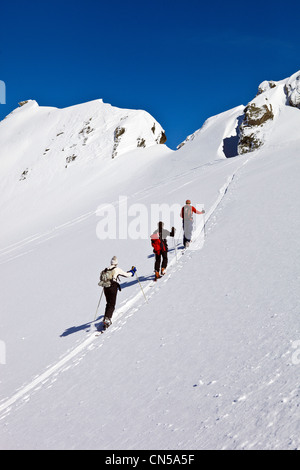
[{"x1": 0, "y1": 95, "x2": 299, "y2": 450}]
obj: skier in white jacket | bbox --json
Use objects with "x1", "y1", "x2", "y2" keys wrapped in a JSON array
[{"x1": 101, "y1": 256, "x2": 136, "y2": 328}]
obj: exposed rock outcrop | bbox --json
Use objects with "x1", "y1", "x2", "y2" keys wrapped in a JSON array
[
  {"x1": 112, "y1": 126, "x2": 126, "y2": 158},
  {"x1": 237, "y1": 72, "x2": 300, "y2": 155},
  {"x1": 284, "y1": 72, "x2": 300, "y2": 109},
  {"x1": 238, "y1": 103, "x2": 274, "y2": 154},
  {"x1": 156, "y1": 131, "x2": 167, "y2": 145},
  {"x1": 257, "y1": 81, "x2": 277, "y2": 96}
]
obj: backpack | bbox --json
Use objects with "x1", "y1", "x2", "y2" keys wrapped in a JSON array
[
  {"x1": 183, "y1": 204, "x2": 193, "y2": 221},
  {"x1": 151, "y1": 233, "x2": 166, "y2": 255},
  {"x1": 98, "y1": 267, "x2": 116, "y2": 288}
]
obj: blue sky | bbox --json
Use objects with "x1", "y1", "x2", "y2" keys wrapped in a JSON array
[{"x1": 0, "y1": 0, "x2": 299, "y2": 149}]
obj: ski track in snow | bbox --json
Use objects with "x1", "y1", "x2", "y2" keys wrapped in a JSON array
[
  {"x1": 0, "y1": 211, "x2": 95, "y2": 266},
  {"x1": 0, "y1": 157, "x2": 250, "y2": 420},
  {"x1": 0, "y1": 156, "x2": 239, "y2": 265}
]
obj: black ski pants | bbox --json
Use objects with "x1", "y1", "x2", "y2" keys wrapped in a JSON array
[
  {"x1": 104, "y1": 282, "x2": 119, "y2": 320},
  {"x1": 155, "y1": 250, "x2": 168, "y2": 273}
]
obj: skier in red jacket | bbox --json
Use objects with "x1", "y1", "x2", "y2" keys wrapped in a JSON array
[
  {"x1": 151, "y1": 222, "x2": 175, "y2": 281},
  {"x1": 180, "y1": 200, "x2": 205, "y2": 248}
]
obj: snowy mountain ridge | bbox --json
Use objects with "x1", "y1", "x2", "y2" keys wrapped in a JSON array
[
  {"x1": 178, "y1": 70, "x2": 300, "y2": 157},
  {"x1": 0, "y1": 98, "x2": 169, "y2": 248},
  {"x1": 0, "y1": 98, "x2": 166, "y2": 182}
]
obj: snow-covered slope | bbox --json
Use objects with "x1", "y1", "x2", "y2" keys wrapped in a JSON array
[
  {"x1": 177, "y1": 105, "x2": 244, "y2": 160},
  {"x1": 0, "y1": 75, "x2": 300, "y2": 450},
  {"x1": 0, "y1": 99, "x2": 168, "y2": 248}
]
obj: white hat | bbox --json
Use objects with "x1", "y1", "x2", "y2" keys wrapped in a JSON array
[{"x1": 111, "y1": 256, "x2": 118, "y2": 266}]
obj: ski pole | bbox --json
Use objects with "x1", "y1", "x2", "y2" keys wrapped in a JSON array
[
  {"x1": 135, "y1": 271, "x2": 148, "y2": 303},
  {"x1": 177, "y1": 227, "x2": 183, "y2": 247},
  {"x1": 173, "y1": 236, "x2": 178, "y2": 263},
  {"x1": 203, "y1": 209, "x2": 206, "y2": 238},
  {"x1": 94, "y1": 288, "x2": 104, "y2": 322}
]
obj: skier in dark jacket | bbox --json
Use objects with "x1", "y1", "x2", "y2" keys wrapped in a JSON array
[
  {"x1": 180, "y1": 199, "x2": 205, "y2": 248},
  {"x1": 151, "y1": 222, "x2": 175, "y2": 281},
  {"x1": 101, "y1": 256, "x2": 136, "y2": 328}
]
